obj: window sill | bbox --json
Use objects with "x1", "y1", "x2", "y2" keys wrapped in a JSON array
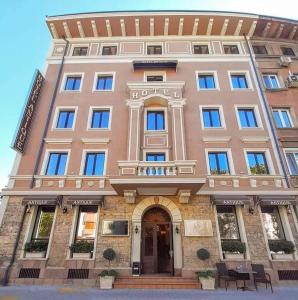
[
  {"x1": 266, "y1": 88, "x2": 288, "y2": 92},
  {"x1": 92, "y1": 90, "x2": 113, "y2": 93},
  {"x1": 60, "y1": 90, "x2": 82, "y2": 93},
  {"x1": 87, "y1": 128, "x2": 111, "y2": 131}
]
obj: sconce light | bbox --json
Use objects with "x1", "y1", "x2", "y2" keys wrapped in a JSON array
[
  {"x1": 135, "y1": 225, "x2": 139, "y2": 234},
  {"x1": 26, "y1": 206, "x2": 31, "y2": 214},
  {"x1": 62, "y1": 207, "x2": 68, "y2": 214},
  {"x1": 175, "y1": 226, "x2": 180, "y2": 234},
  {"x1": 248, "y1": 206, "x2": 255, "y2": 215},
  {"x1": 286, "y1": 205, "x2": 292, "y2": 215}
]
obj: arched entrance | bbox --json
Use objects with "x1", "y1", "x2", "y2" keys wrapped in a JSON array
[{"x1": 141, "y1": 206, "x2": 173, "y2": 275}]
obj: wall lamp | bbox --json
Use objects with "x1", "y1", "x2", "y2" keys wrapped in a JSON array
[
  {"x1": 135, "y1": 225, "x2": 139, "y2": 234},
  {"x1": 175, "y1": 225, "x2": 180, "y2": 234}
]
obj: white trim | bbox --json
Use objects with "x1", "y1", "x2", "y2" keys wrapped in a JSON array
[
  {"x1": 92, "y1": 72, "x2": 115, "y2": 92},
  {"x1": 60, "y1": 72, "x2": 84, "y2": 93},
  {"x1": 51, "y1": 106, "x2": 78, "y2": 131},
  {"x1": 234, "y1": 104, "x2": 263, "y2": 130},
  {"x1": 79, "y1": 149, "x2": 108, "y2": 176},
  {"x1": 41, "y1": 149, "x2": 71, "y2": 176},
  {"x1": 228, "y1": 70, "x2": 253, "y2": 91},
  {"x1": 205, "y1": 148, "x2": 235, "y2": 175},
  {"x1": 195, "y1": 70, "x2": 220, "y2": 91},
  {"x1": 144, "y1": 106, "x2": 168, "y2": 132},
  {"x1": 87, "y1": 106, "x2": 112, "y2": 130},
  {"x1": 144, "y1": 71, "x2": 166, "y2": 82},
  {"x1": 99, "y1": 42, "x2": 119, "y2": 56},
  {"x1": 199, "y1": 105, "x2": 226, "y2": 129},
  {"x1": 70, "y1": 43, "x2": 90, "y2": 56}
]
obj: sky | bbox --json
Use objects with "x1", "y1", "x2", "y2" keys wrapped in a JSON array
[{"x1": 0, "y1": 0, "x2": 297, "y2": 190}]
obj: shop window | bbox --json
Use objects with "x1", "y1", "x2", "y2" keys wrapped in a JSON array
[
  {"x1": 261, "y1": 206, "x2": 285, "y2": 240},
  {"x1": 216, "y1": 206, "x2": 240, "y2": 240}
]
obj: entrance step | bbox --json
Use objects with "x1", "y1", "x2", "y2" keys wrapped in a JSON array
[{"x1": 114, "y1": 276, "x2": 201, "y2": 289}]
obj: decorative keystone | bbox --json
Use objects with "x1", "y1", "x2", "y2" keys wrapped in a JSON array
[
  {"x1": 178, "y1": 189, "x2": 191, "y2": 204},
  {"x1": 124, "y1": 190, "x2": 137, "y2": 204}
]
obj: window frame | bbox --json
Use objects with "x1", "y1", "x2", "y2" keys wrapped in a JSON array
[
  {"x1": 199, "y1": 105, "x2": 226, "y2": 129},
  {"x1": 192, "y1": 42, "x2": 213, "y2": 54},
  {"x1": 193, "y1": 44, "x2": 210, "y2": 55},
  {"x1": 228, "y1": 71, "x2": 253, "y2": 91},
  {"x1": 60, "y1": 72, "x2": 84, "y2": 93},
  {"x1": 72, "y1": 46, "x2": 89, "y2": 56},
  {"x1": 92, "y1": 72, "x2": 115, "y2": 92},
  {"x1": 235, "y1": 105, "x2": 263, "y2": 129},
  {"x1": 143, "y1": 149, "x2": 168, "y2": 161},
  {"x1": 144, "y1": 71, "x2": 166, "y2": 82},
  {"x1": 100, "y1": 43, "x2": 118, "y2": 56},
  {"x1": 222, "y1": 43, "x2": 241, "y2": 55},
  {"x1": 195, "y1": 71, "x2": 219, "y2": 91},
  {"x1": 252, "y1": 45, "x2": 268, "y2": 55},
  {"x1": 80, "y1": 149, "x2": 108, "y2": 176},
  {"x1": 262, "y1": 74, "x2": 280, "y2": 90},
  {"x1": 144, "y1": 107, "x2": 168, "y2": 132},
  {"x1": 42, "y1": 150, "x2": 70, "y2": 176},
  {"x1": 281, "y1": 46, "x2": 295, "y2": 57},
  {"x1": 284, "y1": 148, "x2": 298, "y2": 175},
  {"x1": 205, "y1": 148, "x2": 235, "y2": 175},
  {"x1": 146, "y1": 44, "x2": 163, "y2": 55},
  {"x1": 272, "y1": 108, "x2": 293, "y2": 128},
  {"x1": 52, "y1": 106, "x2": 78, "y2": 131},
  {"x1": 87, "y1": 106, "x2": 112, "y2": 130}
]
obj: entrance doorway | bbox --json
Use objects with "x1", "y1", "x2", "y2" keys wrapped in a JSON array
[{"x1": 141, "y1": 207, "x2": 173, "y2": 275}]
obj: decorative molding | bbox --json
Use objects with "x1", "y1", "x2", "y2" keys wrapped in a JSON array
[
  {"x1": 124, "y1": 190, "x2": 137, "y2": 204},
  {"x1": 202, "y1": 136, "x2": 231, "y2": 143},
  {"x1": 178, "y1": 189, "x2": 191, "y2": 204},
  {"x1": 81, "y1": 138, "x2": 110, "y2": 144},
  {"x1": 241, "y1": 136, "x2": 269, "y2": 143},
  {"x1": 44, "y1": 138, "x2": 73, "y2": 144}
]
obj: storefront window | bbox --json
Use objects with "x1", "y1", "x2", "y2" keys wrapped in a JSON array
[
  {"x1": 261, "y1": 206, "x2": 285, "y2": 240},
  {"x1": 32, "y1": 206, "x2": 55, "y2": 242},
  {"x1": 216, "y1": 206, "x2": 240, "y2": 240},
  {"x1": 75, "y1": 206, "x2": 98, "y2": 242}
]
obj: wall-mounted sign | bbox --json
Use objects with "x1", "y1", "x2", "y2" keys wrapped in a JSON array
[
  {"x1": 66, "y1": 196, "x2": 104, "y2": 207},
  {"x1": 184, "y1": 220, "x2": 213, "y2": 237},
  {"x1": 102, "y1": 220, "x2": 129, "y2": 236},
  {"x1": 22, "y1": 195, "x2": 62, "y2": 206},
  {"x1": 12, "y1": 70, "x2": 44, "y2": 153}
]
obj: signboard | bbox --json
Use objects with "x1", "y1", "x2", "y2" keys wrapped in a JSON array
[
  {"x1": 257, "y1": 195, "x2": 297, "y2": 206},
  {"x1": 66, "y1": 196, "x2": 104, "y2": 207},
  {"x1": 211, "y1": 195, "x2": 250, "y2": 206},
  {"x1": 12, "y1": 70, "x2": 44, "y2": 153},
  {"x1": 22, "y1": 195, "x2": 62, "y2": 206},
  {"x1": 184, "y1": 220, "x2": 213, "y2": 237}
]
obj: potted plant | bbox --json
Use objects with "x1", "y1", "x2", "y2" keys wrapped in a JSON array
[
  {"x1": 196, "y1": 248, "x2": 215, "y2": 290},
  {"x1": 269, "y1": 240, "x2": 295, "y2": 260},
  {"x1": 98, "y1": 248, "x2": 117, "y2": 289},
  {"x1": 221, "y1": 240, "x2": 246, "y2": 260},
  {"x1": 70, "y1": 240, "x2": 94, "y2": 259},
  {"x1": 24, "y1": 240, "x2": 48, "y2": 258}
]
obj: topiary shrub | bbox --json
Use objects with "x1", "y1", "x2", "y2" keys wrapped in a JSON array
[
  {"x1": 103, "y1": 248, "x2": 116, "y2": 262},
  {"x1": 269, "y1": 240, "x2": 295, "y2": 254},
  {"x1": 221, "y1": 240, "x2": 246, "y2": 254},
  {"x1": 25, "y1": 240, "x2": 48, "y2": 252},
  {"x1": 69, "y1": 241, "x2": 94, "y2": 253},
  {"x1": 196, "y1": 270, "x2": 214, "y2": 278},
  {"x1": 197, "y1": 248, "x2": 210, "y2": 260},
  {"x1": 99, "y1": 270, "x2": 118, "y2": 277}
]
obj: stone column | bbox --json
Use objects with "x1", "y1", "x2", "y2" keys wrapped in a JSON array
[{"x1": 131, "y1": 221, "x2": 142, "y2": 263}]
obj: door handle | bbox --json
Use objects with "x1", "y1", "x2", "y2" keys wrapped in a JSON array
[{"x1": 169, "y1": 250, "x2": 173, "y2": 257}]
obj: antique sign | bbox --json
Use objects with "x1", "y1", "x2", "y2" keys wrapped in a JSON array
[
  {"x1": 22, "y1": 195, "x2": 62, "y2": 206},
  {"x1": 184, "y1": 220, "x2": 213, "y2": 237},
  {"x1": 12, "y1": 70, "x2": 44, "y2": 153},
  {"x1": 66, "y1": 196, "x2": 104, "y2": 207}
]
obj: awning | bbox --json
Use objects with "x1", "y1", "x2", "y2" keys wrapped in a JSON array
[
  {"x1": 133, "y1": 60, "x2": 178, "y2": 70},
  {"x1": 22, "y1": 195, "x2": 62, "y2": 206},
  {"x1": 256, "y1": 195, "x2": 297, "y2": 206},
  {"x1": 211, "y1": 195, "x2": 251, "y2": 206},
  {"x1": 66, "y1": 195, "x2": 104, "y2": 207}
]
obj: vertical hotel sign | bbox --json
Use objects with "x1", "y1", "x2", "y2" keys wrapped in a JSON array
[{"x1": 12, "y1": 70, "x2": 44, "y2": 153}]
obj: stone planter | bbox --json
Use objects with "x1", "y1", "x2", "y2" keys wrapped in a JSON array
[
  {"x1": 72, "y1": 252, "x2": 92, "y2": 259},
  {"x1": 199, "y1": 277, "x2": 215, "y2": 290},
  {"x1": 99, "y1": 276, "x2": 114, "y2": 289},
  {"x1": 271, "y1": 253, "x2": 294, "y2": 260},
  {"x1": 25, "y1": 251, "x2": 46, "y2": 259},
  {"x1": 224, "y1": 253, "x2": 245, "y2": 260}
]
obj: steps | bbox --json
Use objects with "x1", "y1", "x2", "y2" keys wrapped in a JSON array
[{"x1": 114, "y1": 276, "x2": 201, "y2": 289}]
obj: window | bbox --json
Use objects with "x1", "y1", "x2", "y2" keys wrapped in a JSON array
[
  {"x1": 102, "y1": 46, "x2": 117, "y2": 55},
  {"x1": 147, "y1": 45, "x2": 162, "y2": 55},
  {"x1": 147, "y1": 111, "x2": 165, "y2": 130},
  {"x1": 272, "y1": 109, "x2": 293, "y2": 128},
  {"x1": 263, "y1": 74, "x2": 280, "y2": 89},
  {"x1": 285, "y1": 152, "x2": 298, "y2": 175},
  {"x1": 193, "y1": 45, "x2": 209, "y2": 54},
  {"x1": 281, "y1": 47, "x2": 295, "y2": 56},
  {"x1": 102, "y1": 220, "x2": 129, "y2": 236},
  {"x1": 64, "y1": 76, "x2": 81, "y2": 91},
  {"x1": 72, "y1": 47, "x2": 88, "y2": 56},
  {"x1": 147, "y1": 75, "x2": 163, "y2": 82},
  {"x1": 95, "y1": 75, "x2": 113, "y2": 91},
  {"x1": 202, "y1": 109, "x2": 222, "y2": 128},
  {"x1": 223, "y1": 45, "x2": 239, "y2": 54},
  {"x1": 247, "y1": 152, "x2": 269, "y2": 175},
  {"x1": 198, "y1": 74, "x2": 216, "y2": 89},
  {"x1": 84, "y1": 152, "x2": 105, "y2": 176},
  {"x1": 75, "y1": 206, "x2": 98, "y2": 242},
  {"x1": 146, "y1": 153, "x2": 166, "y2": 162},
  {"x1": 208, "y1": 152, "x2": 230, "y2": 175},
  {"x1": 261, "y1": 206, "x2": 285, "y2": 240},
  {"x1": 91, "y1": 110, "x2": 110, "y2": 129},
  {"x1": 45, "y1": 153, "x2": 68, "y2": 175},
  {"x1": 238, "y1": 109, "x2": 258, "y2": 128},
  {"x1": 252, "y1": 45, "x2": 268, "y2": 55},
  {"x1": 216, "y1": 206, "x2": 240, "y2": 240},
  {"x1": 56, "y1": 111, "x2": 75, "y2": 129},
  {"x1": 231, "y1": 74, "x2": 248, "y2": 89}
]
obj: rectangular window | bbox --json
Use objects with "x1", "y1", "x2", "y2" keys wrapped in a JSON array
[
  {"x1": 203, "y1": 109, "x2": 221, "y2": 128},
  {"x1": 146, "y1": 75, "x2": 163, "y2": 82},
  {"x1": 91, "y1": 110, "x2": 110, "y2": 129},
  {"x1": 252, "y1": 45, "x2": 268, "y2": 55},
  {"x1": 72, "y1": 47, "x2": 88, "y2": 56},
  {"x1": 263, "y1": 74, "x2": 280, "y2": 89},
  {"x1": 96, "y1": 75, "x2": 113, "y2": 91},
  {"x1": 208, "y1": 152, "x2": 230, "y2": 175},
  {"x1": 32, "y1": 206, "x2": 55, "y2": 242},
  {"x1": 223, "y1": 45, "x2": 239, "y2": 54},
  {"x1": 281, "y1": 47, "x2": 295, "y2": 56},
  {"x1": 231, "y1": 75, "x2": 248, "y2": 89},
  {"x1": 147, "y1": 45, "x2": 162, "y2": 55},
  {"x1": 216, "y1": 206, "x2": 240, "y2": 240},
  {"x1": 238, "y1": 109, "x2": 258, "y2": 128},
  {"x1": 147, "y1": 111, "x2": 165, "y2": 130},
  {"x1": 64, "y1": 76, "x2": 81, "y2": 91},
  {"x1": 146, "y1": 153, "x2": 166, "y2": 162},
  {"x1": 247, "y1": 152, "x2": 269, "y2": 175},
  {"x1": 198, "y1": 74, "x2": 216, "y2": 89},
  {"x1": 286, "y1": 152, "x2": 298, "y2": 175},
  {"x1": 193, "y1": 45, "x2": 209, "y2": 54},
  {"x1": 273, "y1": 109, "x2": 293, "y2": 128},
  {"x1": 261, "y1": 206, "x2": 285, "y2": 240},
  {"x1": 102, "y1": 46, "x2": 117, "y2": 55},
  {"x1": 102, "y1": 220, "x2": 129, "y2": 236},
  {"x1": 75, "y1": 206, "x2": 98, "y2": 241},
  {"x1": 84, "y1": 152, "x2": 105, "y2": 176},
  {"x1": 56, "y1": 111, "x2": 75, "y2": 129},
  {"x1": 45, "y1": 153, "x2": 68, "y2": 175}
]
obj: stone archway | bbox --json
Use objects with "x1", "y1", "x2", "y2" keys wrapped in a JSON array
[{"x1": 131, "y1": 196, "x2": 183, "y2": 275}]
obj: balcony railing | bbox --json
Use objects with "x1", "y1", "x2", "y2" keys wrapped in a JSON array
[{"x1": 137, "y1": 162, "x2": 177, "y2": 176}]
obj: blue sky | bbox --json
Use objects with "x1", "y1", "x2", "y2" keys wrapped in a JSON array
[{"x1": 0, "y1": 0, "x2": 297, "y2": 189}]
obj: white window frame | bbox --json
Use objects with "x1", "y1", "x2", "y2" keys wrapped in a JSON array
[
  {"x1": 221, "y1": 42, "x2": 243, "y2": 55},
  {"x1": 146, "y1": 42, "x2": 164, "y2": 55},
  {"x1": 144, "y1": 71, "x2": 166, "y2": 82},
  {"x1": 143, "y1": 149, "x2": 169, "y2": 161},
  {"x1": 87, "y1": 106, "x2": 112, "y2": 131},
  {"x1": 199, "y1": 105, "x2": 226, "y2": 129},
  {"x1": 243, "y1": 148, "x2": 275, "y2": 175},
  {"x1": 228, "y1": 71, "x2": 253, "y2": 91},
  {"x1": 195, "y1": 71, "x2": 220, "y2": 91},
  {"x1": 262, "y1": 74, "x2": 280, "y2": 90},
  {"x1": 272, "y1": 108, "x2": 293, "y2": 128},
  {"x1": 100, "y1": 43, "x2": 118, "y2": 56},
  {"x1": 205, "y1": 148, "x2": 235, "y2": 176},
  {"x1": 144, "y1": 107, "x2": 168, "y2": 132},
  {"x1": 52, "y1": 106, "x2": 78, "y2": 131},
  {"x1": 60, "y1": 72, "x2": 84, "y2": 93},
  {"x1": 234, "y1": 105, "x2": 263, "y2": 129},
  {"x1": 92, "y1": 72, "x2": 115, "y2": 92},
  {"x1": 283, "y1": 148, "x2": 298, "y2": 175},
  {"x1": 80, "y1": 149, "x2": 108, "y2": 176},
  {"x1": 70, "y1": 44, "x2": 90, "y2": 56},
  {"x1": 192, "y1": 42, "x2": 212, "y2": 55},
  {"x1": 41, "y1": 149, "x2": 70, "y2": 176}
]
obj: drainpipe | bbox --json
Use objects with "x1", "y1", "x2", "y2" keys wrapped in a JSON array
[
  {"x1": 243, "y1": 33, "x2": 290, "y2": 188},
  {"x1": 30, "y1": 37, "x2": 69, "y2": 188}
]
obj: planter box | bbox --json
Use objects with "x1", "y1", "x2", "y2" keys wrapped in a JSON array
[
  {"x1": 199, "y1": 277, "x2": 215, "y2": 290},
  {"x1": 272, "y1": 253, "x2": 294, "y2": 260},
  {"x1": 25, "y1": 251, "x2": 46, "y2": 259},
  {"x1": 99, "y1": 276, "x2": 114, "y2": 289},
  {"x1": 72, "y1": 252, "x2": 92, "y2": 259},
  {"x1": 224, "y1": 253, "x2": 245, "y2": 260}
]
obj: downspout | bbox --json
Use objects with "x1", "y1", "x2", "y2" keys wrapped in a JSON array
[
  {"x1": 30, "y1": 37, "x2": 69, "y2": 188},
  {"x1": 243, "y1": 34, "x2": 290, "y2": 188}
]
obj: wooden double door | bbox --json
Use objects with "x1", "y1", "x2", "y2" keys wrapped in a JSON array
[{"x1": 141, "y1": 207, "x2": 173, "y2": 275}]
